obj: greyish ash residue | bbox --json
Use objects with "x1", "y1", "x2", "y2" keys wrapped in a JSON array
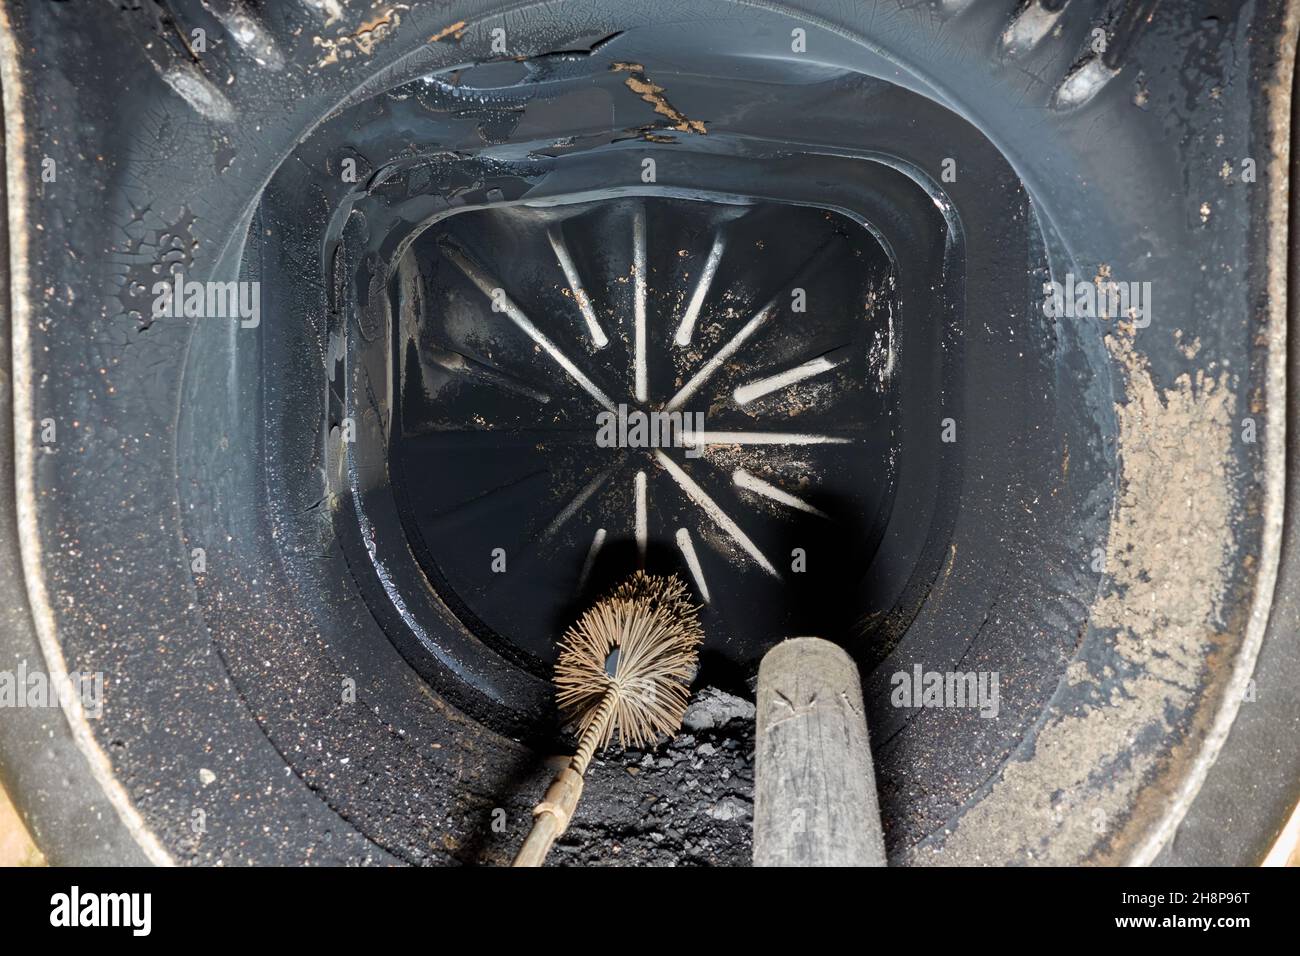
[
  {"x1": 911, "y1": 325, "x2": 1237, "y2": 865},
  {"x1": 478, "y1": 687, "x2": 757, "y2": 867}
]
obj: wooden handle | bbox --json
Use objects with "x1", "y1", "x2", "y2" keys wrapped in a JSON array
[
  {"x1": 753, "y1": 637, "x2": 886, "y2": 867},
  {"x1": 512, "y1": 766, "x2": 584, "y2": 867},
  {"x1": 511, "y1": 693, "x2": 616, "y2": 867}
]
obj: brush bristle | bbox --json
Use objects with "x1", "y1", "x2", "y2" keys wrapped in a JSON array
[{"x1": 554, "y1": 572, "x2": 703, "y2": 750}]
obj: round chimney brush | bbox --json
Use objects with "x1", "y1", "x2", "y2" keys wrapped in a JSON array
[{"x1": 512, "y1": 572, "x2": 703, "y2": 867}]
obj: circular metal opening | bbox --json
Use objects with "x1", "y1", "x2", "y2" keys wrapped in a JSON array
[{"x1": 390, "y1": 195, "x2": 898, "y2": 684}]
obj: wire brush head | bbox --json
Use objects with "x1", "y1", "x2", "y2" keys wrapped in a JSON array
[{"x1": 554, "y1": 572, "x2": 703, "y2": 751}]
